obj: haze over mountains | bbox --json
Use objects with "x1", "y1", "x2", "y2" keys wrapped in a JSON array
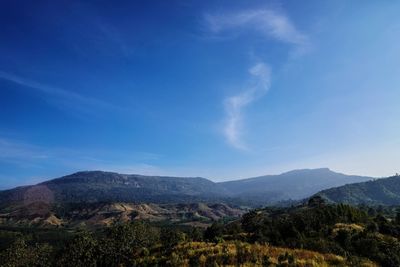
[
  {"x1": 220, "y1": 168, "x2": 372, "y2": 202},
  {"x1": 0, "y1": 168, "x2": 373, "y2": 207}
]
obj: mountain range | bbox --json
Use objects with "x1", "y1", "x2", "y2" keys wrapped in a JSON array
[
  {"x1": 220, "y1": 168, "x2": 372, "y2": 202},
  {"x1": 1, "y1": 168, "x2": 395, "y2": 227},
  {"x1": 0, "y1": 168, "x2": 373, "y2": 207}
]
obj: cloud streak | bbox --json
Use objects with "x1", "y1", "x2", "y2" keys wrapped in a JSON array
[
  {"x1": 224, "y1": 63, "x2": 271, "y2": 150},
  {"x1": 204, "y1": 8, "x2": 308, "y2": 149},
  {"x1": 204, "y1": 9, "x2": 309, "y2": 53},
  {"x1": 0, "y1": 136, "x2": 165, "y2": 187},
  {"x1": 0, "y1": 71, "x2": 116, "y2": 113},
  {"x1": 0, "y1": 138, "x2": 48, "y2": 162}
]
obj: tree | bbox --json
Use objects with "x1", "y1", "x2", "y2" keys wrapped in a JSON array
[
  {"x1": 395, "y1": 210, "x2": 400, "y2": 225},
  {"x1": 98, "y1": 221, "x2": 159, "y2": 266},
  {"x1": 0, "y1": 238, "x2": 53, "y2": 267},
  {"x1": 204, "y1": 222, "x2": 224, "y2": 242},
  {"x1": 308, "y1": 196, "x2": 325, "y2": 208},
  {"x1": 58, "y1": 231, "x2": 98, "y2": 267},
  {"x1": 189, "y1": 227, "x2": 203, "y2": 242},
  {"x1": 161, "y1": 228, "x2": 185, "y2": 249}
]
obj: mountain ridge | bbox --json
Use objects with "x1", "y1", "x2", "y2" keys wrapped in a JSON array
[
  {"x1": 218, "y1": 167, "x2": 372, "y2": 201},
  {"x1": 0, "y1": 168, "x2": 380, "y2": 227},
  {"x1": 0, "y1": 168, "x2": 375, "y2": 206}
]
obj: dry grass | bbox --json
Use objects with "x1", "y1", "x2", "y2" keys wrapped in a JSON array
[
  {"x1": 332, "y1": 223, "x2": 364, "y2": 236},
  {"x1": 137, "y1": 241, "x2": 378, "y2": 267}
]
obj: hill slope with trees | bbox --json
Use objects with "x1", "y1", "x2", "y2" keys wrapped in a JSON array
[
  {"x1": 317, "y1": 174, "x2": 400, "y2": 205},
  {"x1": 3, "y1": 198, "x2": 400, "y2": 266}
]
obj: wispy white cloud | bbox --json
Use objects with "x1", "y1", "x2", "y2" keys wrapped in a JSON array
[
  {"x1": 0, "y1": 138, "x2": 48, "y2": 163},
  {"x1": 0, "y1": 70, "x2": 116, "y2": 113},
  {"x1": 0, "y1": 137, "x2": 162, "y2": 168},
  {"x1": 95, "y1": 21, "x2": 135, "y2": 57},
  {"x1": 205, "y1": 8, "x2": 308, "y2": 149},
  {"x1": 204, "y1": 9, "x2": 309, "y2": 54},
  {"x1": 224, "y1": 62, "x2": 271, "y2": 150}
]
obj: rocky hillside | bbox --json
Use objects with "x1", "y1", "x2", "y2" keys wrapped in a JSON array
[{"x1": 0, "y1": 201, "x2": 245, "y2": 228}]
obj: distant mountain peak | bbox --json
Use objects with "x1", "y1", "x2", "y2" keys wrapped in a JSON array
[
  {"x1": 219, "y1": 168, "x2": 372, "y2": 203},
  {"x1": 280, "y1": 168, "x2": 332, "y2": 175}
]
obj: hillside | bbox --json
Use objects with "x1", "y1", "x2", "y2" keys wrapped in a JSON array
[
  {"x1": 219, "y1": 198, "x2": 400, "y2": 266},
  {"x1": 4, "y1": 200, "x2": 396, "y2": 266},
  {"x1": 219, "y1": 168, "x2": 372, "y2": 202},
  {"x1": 0, "y1": 202, "x2": 245, "y2": 228},
  {"x1": 0, "y1": 169, "x2": 375, "y2": 210},
  {"x1": 317, "y1": 174, "x2": 400, "y2": 205},
  {"x1": 0, "y1": 171, "x2": 228, "y2": 206}
]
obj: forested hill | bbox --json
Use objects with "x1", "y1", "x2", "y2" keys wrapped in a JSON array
[
  {"x1": 317, "y1": 174, "x2": 400, "y2": 205},
  {"x1": 0, "y1": 169, "x2": 374, "y2": 207},
  {"x1": 0, "y1": 171, "x2": 227, "y2": 206}
]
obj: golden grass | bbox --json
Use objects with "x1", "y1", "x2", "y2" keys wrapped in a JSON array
[
  {"x1": 137, "y1": 241, "x2": 378, "y2": 267},
  {"x1": 332, "y1": 223, "x2": 364, "y2": 236}
]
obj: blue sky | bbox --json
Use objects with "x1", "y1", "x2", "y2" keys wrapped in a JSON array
[{"x1": 1, "y1": 0, "x2": 400, "y2": 188}]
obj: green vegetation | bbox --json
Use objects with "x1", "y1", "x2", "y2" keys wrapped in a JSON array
[
  {"x1": 227, "y1": 197, "x2": 400, "y2": 266},
  {"x1": 2, "y1": 198, "x2": 400, "y2": 266},
  {"x1": 317, "y1": 174, "x2": 400, "y2": 205}
]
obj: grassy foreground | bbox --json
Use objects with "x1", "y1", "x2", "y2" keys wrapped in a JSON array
[{"x1": 137, "y1": 241, "x2": 376, "y2": 267}]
